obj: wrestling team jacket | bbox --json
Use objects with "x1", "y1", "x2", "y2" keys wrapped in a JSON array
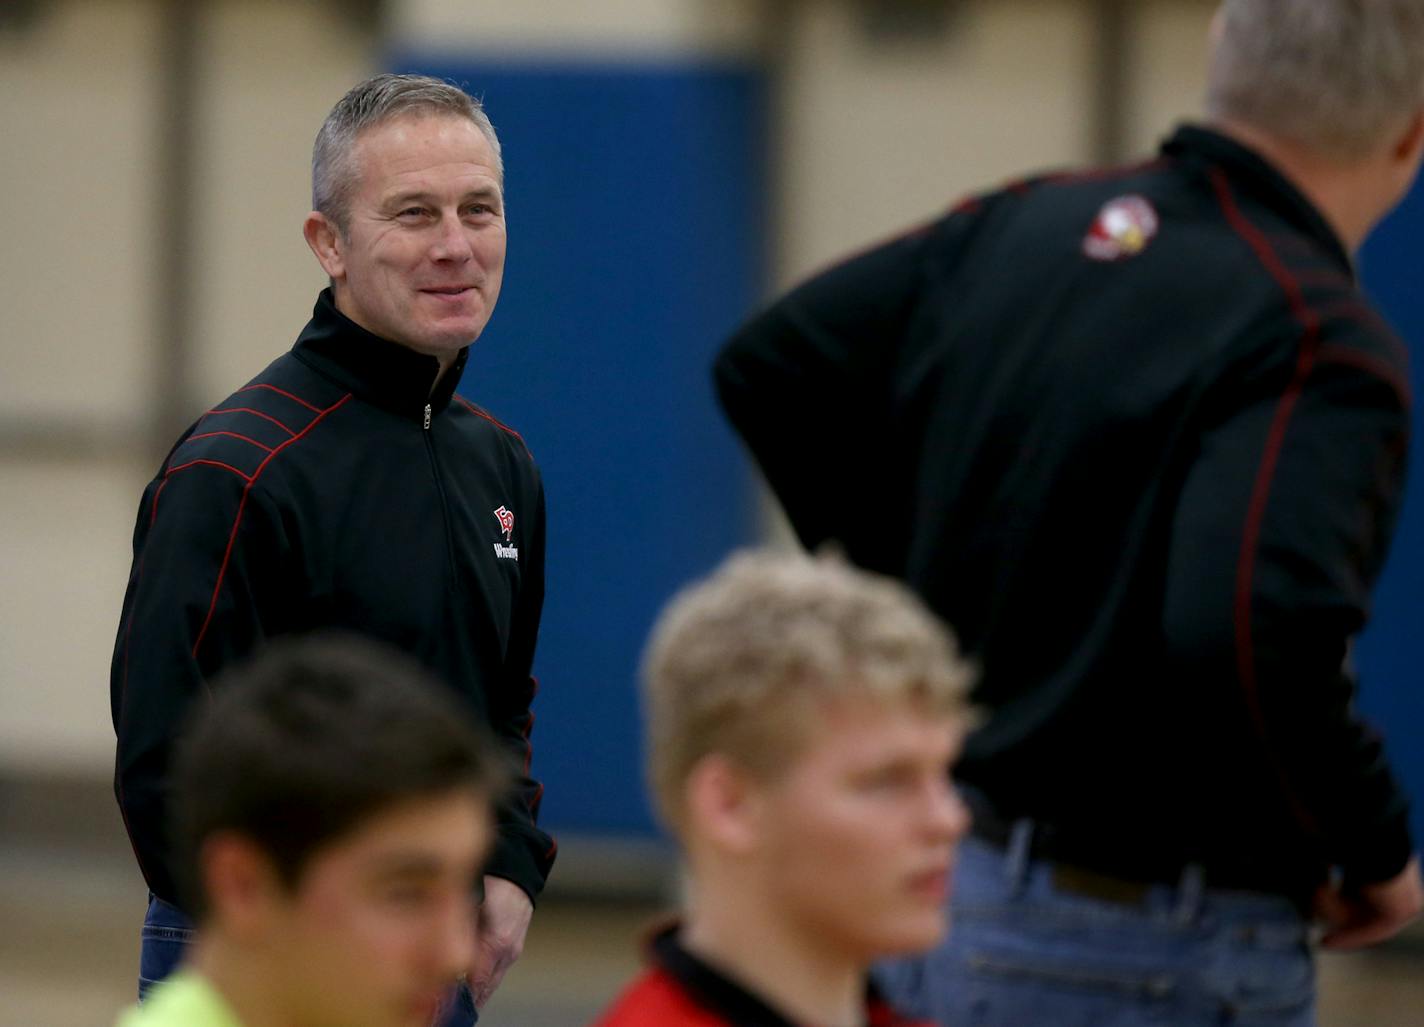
[
  {"x1": 715, "y1": 125, "x2": 1414, "y2": 897},
  {"x1": 111, "y1": 288, "x2": 555, "y2": 907},
  {"x1": 594, "y1": 926, "x2": 933, "y2": 1027}
]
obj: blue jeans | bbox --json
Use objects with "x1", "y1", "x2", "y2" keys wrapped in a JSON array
[
  {"x1": 873, "y1": 834, "x2": 1316, "y2": 1027},
  {"x1": 138, "y1": 893, "x2": 478, "y2": 1025}
]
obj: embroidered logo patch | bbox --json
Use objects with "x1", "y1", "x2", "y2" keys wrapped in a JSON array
[
  {"x1": 1083, "y1": 195, "x2": 1159, "y2": 261},
  {"x1": 492, "y1": 506, "x2": 518, "y2": 561},
  {"x1": 494, "y1": 506, "x2": 515, "y2": 542}
]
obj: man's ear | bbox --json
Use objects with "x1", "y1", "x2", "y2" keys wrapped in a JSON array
[
  {"x1": 303, "y1": 211, "x2": 346, "y2": 281},
  {"x1": 1392, "y1": 109, "x2": 1424, "y2": 164},
  {"x1": 200, "y1": 833, "x2": 286, "y2": 941},
  {"x1": 684, "y1": 754, "x2": 766, "y2": 857},
  {"x1": 1207, "y1": 6, "x2": 1227, "y2": 54}
]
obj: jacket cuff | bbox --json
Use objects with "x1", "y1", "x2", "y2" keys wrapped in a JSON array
[{"x1": 484, "y1": 824, "x2": 557, "y2": 904}]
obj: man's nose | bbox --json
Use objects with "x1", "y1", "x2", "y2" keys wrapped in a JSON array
[
  {"x1": 431, "y1": 214, "x2": 474, "y2": 263},
  {"x1": 435, "y1": 895, "x2": 478, "y2": 979},
  {"x1": 927, "y1": 777, "x2": 972, "y2": 843}
]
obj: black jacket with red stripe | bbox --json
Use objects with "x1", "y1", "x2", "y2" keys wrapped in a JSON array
[
  {"x1": 715, "y1": 125, "x2": 1414, "y2": 894},
  {"x1": 111, "y1": 288, "x2": 554, "y2": 908}
]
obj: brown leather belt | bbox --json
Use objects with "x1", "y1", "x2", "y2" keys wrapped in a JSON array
[
  {"x1": 1048, "y1": 863, "x2": 1154, "y2": 905},
  {"x1": 964, "y1": 790, "x2": 1316, "y2": 913},
  {"x1": 969, "y1": 813, "x2": 1165, "y2": 904}
]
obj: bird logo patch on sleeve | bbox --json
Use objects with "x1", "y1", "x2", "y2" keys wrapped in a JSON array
[{"x1": 1083, "y1": 195, "x2": 1159, "y2": 261}]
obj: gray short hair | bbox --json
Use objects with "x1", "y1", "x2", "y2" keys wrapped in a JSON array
[
  {"x1": 1207, "y1": 0, "x2": 1424, "y2": 157},
  {"x1": 312, "y1": 73, "x2": 503, "y2": 233},
  {"x1": 642, "y1": 550, "x2": 975, "y2": 834}
]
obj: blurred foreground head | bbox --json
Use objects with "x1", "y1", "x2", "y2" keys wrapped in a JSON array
[
  {"x1": 643, "y1": 550, "x2": 975, "y2": 959},
  {"x1": 172, "y1": 633, "x2": 503, "y2": 1027}
]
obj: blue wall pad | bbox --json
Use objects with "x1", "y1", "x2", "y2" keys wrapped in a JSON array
[{"x1": 1358, "y1": 178, "x2": 1424, "y2": 850}]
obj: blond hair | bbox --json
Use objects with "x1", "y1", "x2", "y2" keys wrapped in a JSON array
[{"x1": 643, "y1": 550, "x2": 974, "y2": 834}]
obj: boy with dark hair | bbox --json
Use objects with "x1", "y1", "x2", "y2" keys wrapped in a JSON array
[{"x1": 116, "y1": 634, "x2": 504, "y2": 1027}]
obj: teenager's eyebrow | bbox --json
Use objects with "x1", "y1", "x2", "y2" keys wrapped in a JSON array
[{"x1": 367, "y1": 853, "x2": 446, "y2": 878}]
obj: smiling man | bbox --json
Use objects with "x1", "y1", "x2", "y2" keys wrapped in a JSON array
[
  {"x1": 595, "y1": 552, "x2": 975, "y2": 1027},
  {"x1": 114, "y1": 635, "x2": 504, "y2": 1027},
  {"x1": 111, "y1": 75, "x2": 553, "y2": 1026}
]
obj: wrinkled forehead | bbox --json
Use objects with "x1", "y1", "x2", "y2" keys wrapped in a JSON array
[{"x1": 348, "y1": 112, "x2": 503, "y2": 196}]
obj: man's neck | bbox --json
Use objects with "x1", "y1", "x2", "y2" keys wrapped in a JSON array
[
  {"x1": 430, "y1": 354, "x2": 456, "y2": 395},
  {"x1": 327, "y1": 285, "x2": 458, "y2": 395},
  {"x1": 681, "y1": 882, "x2": 866, "y2": 1027},
  {"x1": 1210, "y1": 118, "x2": 1384, "y2": 255},
  {"x1": 189, "y1": 937, "x2": 294, "y2": 1027}
]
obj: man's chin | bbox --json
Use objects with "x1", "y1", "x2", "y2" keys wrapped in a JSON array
[
  {"x1": 426, "y1": 318, "x2": 486, "y2": 351},
  {"x1": 400, "y1": 326, "x2": 482, "y2": 359}
]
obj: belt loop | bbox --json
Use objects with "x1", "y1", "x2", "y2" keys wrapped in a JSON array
[
  {"x1": 1004, "y1": 818, "x2": 1034, "y2": 897},
  {"x1": 1173, "y1": 863, "x2": 1205, "y2": 926}
]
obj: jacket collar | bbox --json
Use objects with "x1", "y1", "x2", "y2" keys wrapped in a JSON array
[
  {"x1": 646, "y1": 923, "x2": 924, "y2": 1027},
  {"x1": 1162, "y1": 123, "x2": 1354, "y2": 275},
  {"x1": 292, "y1": 288, "x2": 470, "y2": 422}
]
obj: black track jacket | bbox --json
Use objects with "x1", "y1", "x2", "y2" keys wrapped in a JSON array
[
  {"x1": 112, "y1": 289, "x2": 555, "y2": 907},
  {"x1": 715, "y1": 126, "x2": 1414, "y2": 894}
]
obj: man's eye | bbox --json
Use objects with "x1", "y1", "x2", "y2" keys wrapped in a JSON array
[{"x1": 398, "y1": 207, "x2": 428, "y2": 219}]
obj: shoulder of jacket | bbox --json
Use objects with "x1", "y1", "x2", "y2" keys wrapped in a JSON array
[
  {"x1": 451, "y1": 395, "x2": 537, "y2": 463},
  {"x1": 162, "y1": 361, "x2": 352, "y2": 487},
  {"x1": 593, "y1": 970, "x2": 726, "y2": 1027}
]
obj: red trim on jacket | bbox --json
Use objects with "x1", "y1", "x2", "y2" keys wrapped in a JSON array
[
  {"x1": 1210, "y1": 167, "x2": 1323, "y2": 839},
  {"x1": 238, "y1": 382, "x2": 323, "y2": 412},
  {"x1": 208, "y1": 406, "x2": 297, "y2": 437},
  {"x1": 191, "y1": 394, "x2": 352, "y2": 659},
  {"x1": 187, "y1": 430, "x2": 276, "y2": 453}
]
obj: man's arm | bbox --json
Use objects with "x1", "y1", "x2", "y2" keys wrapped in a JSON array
[
  {"x1": 1163, "y1": 347, "x2": 1419, "y2": 932},
  {"x1": 713, "y1": 223, "x2": 937, "y2": 570},
  {"x1": 469, "y1": 472, "x2": 553, "y2": 1004},
  {"x1": 111, "y1": 468, "x2": 292, "y2": 909}
]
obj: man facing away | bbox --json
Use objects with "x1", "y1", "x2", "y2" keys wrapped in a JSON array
[
  {"x1": 595, "y1": 551, "x2": 976, "y2": 1027},
  {"x1": 111, "y1": 74, "x2": 552, "y2": 1024},
  {"x1": 114, "y1": 634, "x2": 504, "y2": 1027},
  {"x1": 715, "y1": 2, "x2": 1424, "y2": 1023}
]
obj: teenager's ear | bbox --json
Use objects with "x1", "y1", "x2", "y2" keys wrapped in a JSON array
[
  {"x1": 684, "y1": 753, "x2": 766, "y2": 857},
  {"x1": 200, "y1": 832, "x2": 287, "y2": 940}
]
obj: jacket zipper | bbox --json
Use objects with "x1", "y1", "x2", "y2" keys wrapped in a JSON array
[{"x1": 422, "y1": 403, "x2": 459, "y2": 587}]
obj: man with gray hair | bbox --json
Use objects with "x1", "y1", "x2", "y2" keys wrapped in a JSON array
[
  {"x1": 715, "y1": 2, "x2": 1424, "y2": 1024},
  {"x1": 111, "y1": 74, "x2": 551, "y2": 1026}
]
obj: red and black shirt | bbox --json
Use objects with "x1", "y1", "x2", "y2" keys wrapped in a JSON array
[{"x1": 595, "y1": 926, "x2": 932, "y2": 1027}]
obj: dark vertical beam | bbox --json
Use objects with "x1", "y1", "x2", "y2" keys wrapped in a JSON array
[
  {"x1": 1090, "y1": 0, "x2": 1132, "y2": 164},
  {"x1": 758, "y1": 0, "x2": 796, "y2": 297},
  {"x1": 152, "y1": 0, "x2": 202, "y2": 455}
]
